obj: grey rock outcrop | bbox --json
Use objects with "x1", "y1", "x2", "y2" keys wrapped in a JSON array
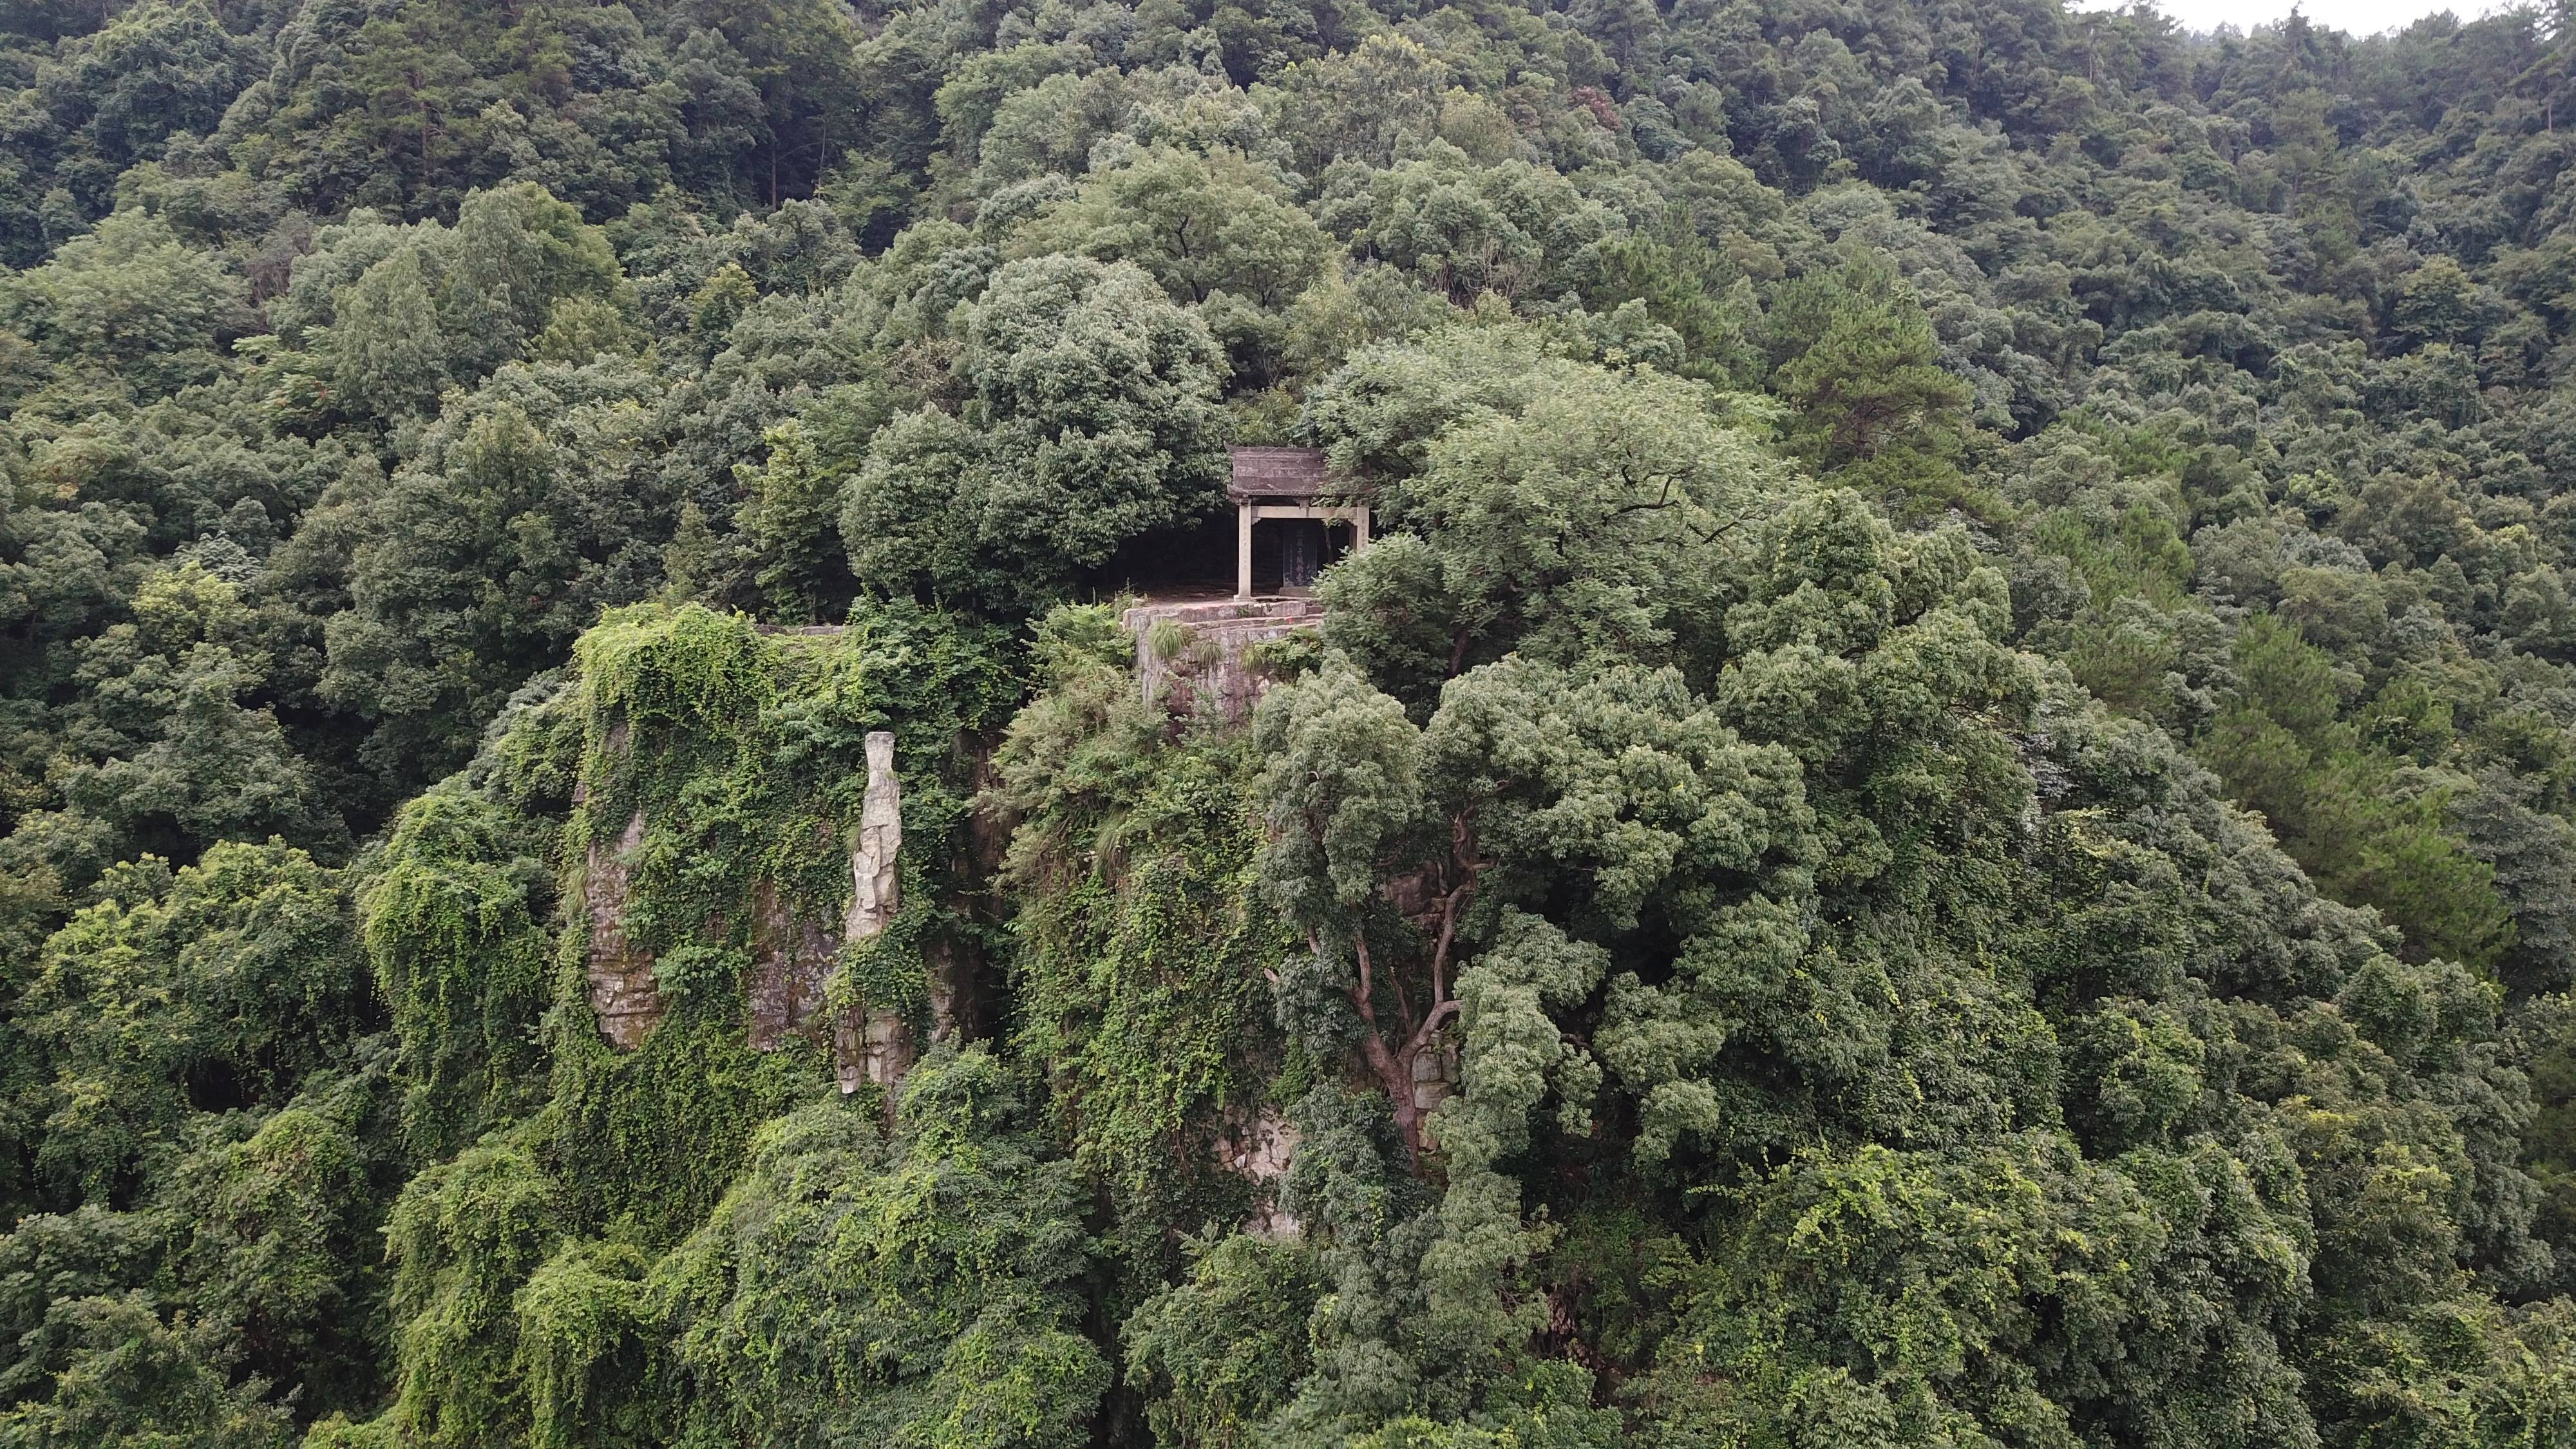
[{"x1": 585, "y1": 810, "x2": 664, "y2": 1050}]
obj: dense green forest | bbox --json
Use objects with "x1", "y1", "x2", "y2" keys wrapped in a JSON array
[{"x1": 4, "y1": 0, "x2": 2576, "y2": 1441}]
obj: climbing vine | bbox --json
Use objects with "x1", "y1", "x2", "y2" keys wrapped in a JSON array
[
  {"x1": 990, "y1": 606, "x2": 1294, "y2": 1287},
  {"x1": 363, "y1": 786, "x2": 557, "y2": 1159}
]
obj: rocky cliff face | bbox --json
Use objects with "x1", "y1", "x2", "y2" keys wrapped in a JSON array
[
  {"x1": 576, "y1": 705, "x2": 935, "y2": 1094},
  {"x1": 574, "y1": 603, "x2": 1315, "y2": 1112},
  {"x1": 746, "y1": 874, "x2": 836, "y2": 1052},
  {"x1": 584, "y1": 810, "x2": 664, "y2": 1050}
]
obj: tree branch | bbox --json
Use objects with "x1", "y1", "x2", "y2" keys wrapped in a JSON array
[
  {"x1": 1348, "y1": 929, "x2": 1378, "y2": 1030},
  {"x1": 1427, "y1": 813, "x2": 1482, "y2": 1018},
  {"x1": 1404, "y1": 998, "x2": 1460, "y2": 1061},
  {"x1": 1601, "y1": 472, "x2": 1682, "y2": 523},
  {"x1": 1379, "y1": 926, "x2": 1417, "y2": 1038}
]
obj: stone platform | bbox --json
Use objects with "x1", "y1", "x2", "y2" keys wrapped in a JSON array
[{"x1": 1121, "y1": 596, "x2": 1324, "y2": 723}]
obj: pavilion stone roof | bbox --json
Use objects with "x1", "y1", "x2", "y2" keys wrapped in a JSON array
[{"x1": 1227, "y1": 446, "x2": 1358, "y2": 502}]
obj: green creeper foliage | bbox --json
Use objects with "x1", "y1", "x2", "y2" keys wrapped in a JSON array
[
  {"x1": 363, "y1": 785, "x2": 554, "y2": 1158},
  {"x1": 1122, "y1": 1233, "x2": 1325, "y2": 1449},
  {"x1": 0, "y1": 1291, "x2": 296, "y2": 1449},
  {"x1": 331, "y1": 597, "x2": 1025, "y2": 1442},
  {"x1": 162, "y1": 1080, "x2": 399, "y2": 1416},
  {"x1": 376, "y1": 1130, "x2": 564, "y2": 1449},
  {"x1": 21, "y1": 840, "x2": 364, "y2": 1204},
  {"x1": 654, "y1": 1051, "x2": 1106, "y2": 1449},
  {"x1": 564, "y1": 597, "x2": 1015, "y2": 1041},
  {"x1": 989, "y1": 609, "x2": 1289, "y2": 1239}
]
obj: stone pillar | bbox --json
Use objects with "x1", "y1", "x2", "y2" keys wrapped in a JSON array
[
  {"x1": 846, "y1": 732, "x2": 900, "y2": 936},
  {"x1": 1236, "y1": 501, "x2": 1255, "y2": 600},
  {"x1": 838, "y1": 730, "x2": 908, "y2": 1095}
]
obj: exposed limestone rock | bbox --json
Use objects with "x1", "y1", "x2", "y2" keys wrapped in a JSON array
[
  {"x1": 833, "y1": 1011, "x2": 867, "y2": 1095},
  {"x1": 585, "y1": 810, "x2": 663, "y2": 1050},
  {"x1": 851, "y1": 1009, "x2": 909, "y2": 1089},
  {"x1": 846, "y1": 730, "x2": 902, "y2": 940},
  {"x1": 571, "y1": 647, "x2": 971, "y2": 1077},
  {"x1": 1218, "y1": 1109, "x2": 1300, "y2": 1239},
  {"x1": 923, "y1": 941, "x2": 962, "y2": 1049}
]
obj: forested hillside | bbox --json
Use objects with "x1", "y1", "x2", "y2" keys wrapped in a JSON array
[{"x1": 3, "y1": 0, "x2": 2576, "y2": 1442}]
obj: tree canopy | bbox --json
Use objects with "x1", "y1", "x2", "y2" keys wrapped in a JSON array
[{"x1": 1, "y1": 0, "x2": 2575, "y2": 1444}]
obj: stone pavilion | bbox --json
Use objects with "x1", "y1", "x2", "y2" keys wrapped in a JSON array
[{"x1": 1229, "y1": 446, "x2": 1370, "y2": 598}]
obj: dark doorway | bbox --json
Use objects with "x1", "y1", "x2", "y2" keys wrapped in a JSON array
[
  {"x1": 1103, "y1": 509, "x2": 1235, "y2": 598},
  {"x1": 1251, "y1": 518, "x2": 1354, "y2": 594}
]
